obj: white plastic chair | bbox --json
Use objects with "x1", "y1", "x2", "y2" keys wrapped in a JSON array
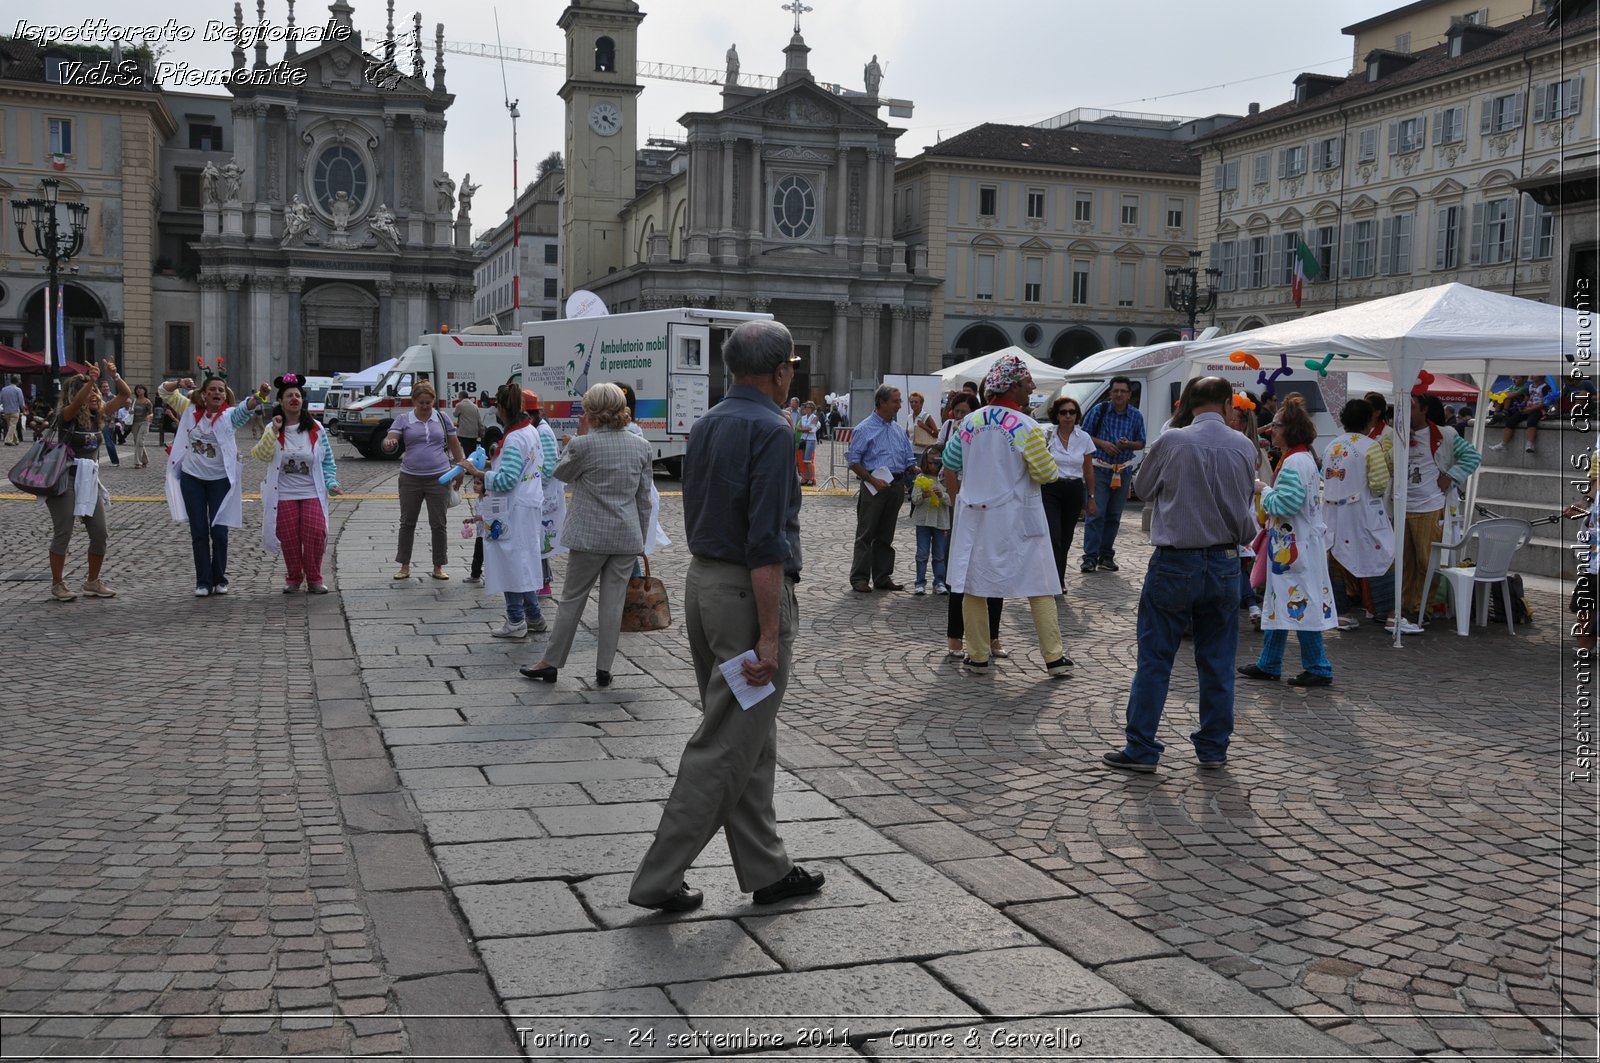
[{"x1": 1416, "y1": 518, "x2": 1533, "y2": 636}]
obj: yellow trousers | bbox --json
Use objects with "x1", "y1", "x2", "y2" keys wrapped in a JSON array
[{"x1": 963, "y1": 593, "x2": 1062, "y2": 664}]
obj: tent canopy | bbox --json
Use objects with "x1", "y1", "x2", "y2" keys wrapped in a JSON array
[
  {"x1": 0, "y1": 345, "x2": 92, "y2": 376},
  {"x1": 1348, "y1": 371, "x2": 1480, "y2": 404},
  {"x1": 331, "y1": 357, "x2": 397, "y2": 390},
  {"x1": 939, "y1": 347, "x2": 1070, "y2": 393}
]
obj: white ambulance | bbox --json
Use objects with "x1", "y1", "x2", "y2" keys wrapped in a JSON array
[
  {"x1": 517, "y1": 307, "x2": 773, "y2": 477},
  {"x1": 330, "y1": 331, "x2": 525, "y2": 458}
]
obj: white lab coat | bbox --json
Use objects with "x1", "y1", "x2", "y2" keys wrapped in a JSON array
[
  {"x1": 1321, "y1": 432, "x2": 1394, "y2": 579},
  {"x1": 481, "y1": 425, "x2": 545, "y2": 595},
  {"x1": 165, "y1": 403, "x2": 244, "y2": 529},
  {"x1": 945, "y1": 407, "x2": 1059, "y2": 599}
]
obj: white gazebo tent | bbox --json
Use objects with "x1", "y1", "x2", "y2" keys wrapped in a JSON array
[
  {"x1": 939, "y1": 347, "x2": 1072, "y2": 394},
  {"x1": 1180, "y1": 283, "x2": 1582, "y2": 644}
]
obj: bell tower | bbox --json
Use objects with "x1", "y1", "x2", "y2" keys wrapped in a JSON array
[{"x1": 558, "y1": 0, "x2": 644, "y2": 298}]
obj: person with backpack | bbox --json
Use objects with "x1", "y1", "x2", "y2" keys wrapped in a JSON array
[
  {"x1": 1400, "y1": 389, "x2": 1481, "y2": 630},
  {"x1": 1079, "y1": 376, "x2": 1146, "y2": 573}
]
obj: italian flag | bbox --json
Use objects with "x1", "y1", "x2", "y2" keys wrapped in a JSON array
[{"x1": 1292, "y1": 237, "x2": 1320, "y2": 308}]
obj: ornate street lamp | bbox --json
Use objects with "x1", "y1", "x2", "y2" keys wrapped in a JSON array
[
  {"x1": 1165, "y1": 250, "x2": 1221, "y2": 340},
  {"x1": 11, "y1": 177, "x2": 89, "y2": 400}
]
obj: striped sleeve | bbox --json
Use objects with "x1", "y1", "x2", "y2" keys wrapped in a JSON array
[
  {"x1": 1261, "y1": 465, "x2": 1307, "y2": 517},
  {"x1": 539, "y1": 428, "x2": 559, "y2": 475},
  {"x1": 941, "y1": 430, "x2": 964, "y2": 473},
  {"x1": 320, "y1": 439, "x2": 339, "y2": 491},
  {"x1": 1020, "y1": 426, "x2": 1059, "y2": 484},
  {"x1": 163, "y1": 388, "x2": 190, "y2": 416},
  {"x1": 487, "y1": 440, "x2": 526, "y2": 494},
  {"x1": 228, "y1": 402, "x2": 257, "y2": 429},
  {"x1": 249, "y1": 426, "x2": 277, "y2": 463},
  {"x1": 1365, "y1": 439, "x2": 1391, "y2": 498},
  {"x1": 1447, "y1": 432, "x2": 1481, "y2": 485}
]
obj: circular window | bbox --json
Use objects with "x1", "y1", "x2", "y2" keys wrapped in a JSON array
[
  {"x1": 313, "y1": 146, "x2": 368, "y2": 213},
  {"x1": 771, "y1": 175, "x2": 816, "y2": 239},
  {"x1": 1022, "y1": 324, "x2": 1042, "y2": 345},
  {"x1": 1115, "y1": 328, "x2": 1136, "y2": 347}
]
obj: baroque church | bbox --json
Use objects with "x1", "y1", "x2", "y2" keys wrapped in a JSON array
[
  {"x1": 157, "y1": 0, "x2": 478, "y2": 388},
  {"x1": 558, "y1": 0, "x2": 937, "y2": 399}
]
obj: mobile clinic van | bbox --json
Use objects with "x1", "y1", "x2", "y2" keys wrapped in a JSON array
[
  {"x1": 517, "y1": 307, "x2": 773, "y2": 477},
  {"x1": 329, "y1": 331, "x2": 524, "y2": 457},
  {"x1": 1052, "y1": 340, "x2": 1338, "y2": 444}
]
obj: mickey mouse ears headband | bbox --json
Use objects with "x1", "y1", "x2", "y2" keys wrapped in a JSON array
[{"x1": 273, "y1": 373, "x2": 304, "y2": 395}]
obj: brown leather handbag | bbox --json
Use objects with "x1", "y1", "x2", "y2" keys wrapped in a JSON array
[{"x1": 621, "y1": 555, "x2": 671, "y2": 633}]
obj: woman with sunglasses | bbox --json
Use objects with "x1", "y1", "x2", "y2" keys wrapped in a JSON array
[
  {"x1": 252, "y1": 373, "x2": 342, "y2": 594},
  {"x1": 160, "y1": 368, "x2": 266, "y2": 597},
  {"x1": 1041, "y1": 396, "x2": 1098, "y2": 593}
]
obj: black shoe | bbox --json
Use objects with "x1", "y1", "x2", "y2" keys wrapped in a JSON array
[
  {"x1": 1196, "y1": 756, "x2": 1228, "y2": 770},
  {"x1": 1044, "y1": 656, "x2": 1074, "y2": 677},
  {"x1": 1080, "y1": 560, "x2": 1097, "y2": 573},
  {"x1": 595, "y1": 670, "x2": 612, "y2": 688},
  {"x1": 520, "y1": 665, "x2": 559, "y2": 683},
  {"x1": 753, "y1": 865, "x2": 825, "y2": 904},
  {"x1": 1098, "y1": 559, "x2": 1120, "y2": 572},
  {"x1": 1287, "y1": 671, "x2": 1333, "y2": 688},
  {"x1": 633, "y1": 883, "x2": 703, "y2": 913},
  {"x1": 1237, "y1": 663, "x2": 1280, "y2": 681},
  {"x1": 1101, "y1": 750, "x2": 1157, "y2": 773},
  {"x1": 308, "y1": 584, "x2": 330, "y2": 595}
]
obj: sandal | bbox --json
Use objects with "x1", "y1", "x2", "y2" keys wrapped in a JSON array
[
  {"x1": 1336, "y1": 616, "x2": 1360, "y2": 631},
  {"x1": 430, "y1": 570, "x2": 450, "y2": 581},
  {"x1": 392, "y1": 568, "x2": 411, "y2": 580}
]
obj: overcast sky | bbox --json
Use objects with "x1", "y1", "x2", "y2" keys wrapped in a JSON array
[{"x1": 58, "y1": 0, "x2": 1408, "y2": 227}]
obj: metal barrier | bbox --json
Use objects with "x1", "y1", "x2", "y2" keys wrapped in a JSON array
[{"x1": 818, "y1": 428, "x2": 851, "y2": 490}]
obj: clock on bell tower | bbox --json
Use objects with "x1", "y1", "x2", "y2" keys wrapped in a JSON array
[{"x1": 557, "y1": 0, "x2": 644, "y2": 297}]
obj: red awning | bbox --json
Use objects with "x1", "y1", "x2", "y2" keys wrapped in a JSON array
[
  {"x1": 1359, "y1": 371, "x2": 1480, "y2": 404},
  {"x1": 0, "y1": 345, "x2": 92, "y2": 376}
]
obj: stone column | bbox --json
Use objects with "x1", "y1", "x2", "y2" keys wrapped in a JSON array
[
  {"x1": 409, "y1": 120, "x2": 427, "y2": 245},
  {"x1": 888, "y1": 304, "x2": 908, "y2": 375},
  {"x1": 720, "y1": 137, "x2": 735, "y2": 233},
  {"x1": 251, "y1": 277, "x2": 276, "y2": 376},
  {"x1": 859, "y1": 304, "x2": 881, "y2": 379},
  {"x1": 833, "y1": 146, "x2": 850, "y2": 257},
  {"x1": 382, "y1": 113, "x2": 397, "y2": 209},
  {"x1": 748, "y1": 140, "x2": 763, "y2": 236},
  {"x1": 252, "y1": 104, "x2": 269, "y2": 202},
  {"x1": 863, "y1": 148, "x2": 881, "y2": 271},
  {"x1": 199, "y1": 275, "x2": 225, "y2": 361},
  {"x1": 375, "y1": 281, "x2": 393, "y2": 357},
  {"x1": 832, "y1": 300, "x2": 851, "y2": 394},
  {"x1": 911, "y1": 306, "x2": 930, "y2": 373},
  {"x1": 223, "y1": 275, "x2": 244, "y2": 377},
  {"x1": 283, "y1": 107, "x2": 299, "y2": 206},
  {"x1": 285, "y1": 277, "x2": 304, "y2": 369}
]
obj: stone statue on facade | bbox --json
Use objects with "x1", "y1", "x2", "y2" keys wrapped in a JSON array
[
  {"x1": 202, "y1": 161, "x2": 221, "y2": 206},
  {"x1": 725, "y1": 44, "x2": 739, "y2": 84},
  {"x1": 330, "y1": 190, "x2": 352, "y2": 233},
  {"x1": 434, "y1": 171, "x2": 456, "y2": 213},
  {"x1": 456, "y1": 174, "x2": 479, "y2": 220},
  {"x1": 281, "y1": 194, "x2": 314, "y2": 247},
  {"x1": 220, "y1": 157, "x2": 245, "y2": 204},
  {"x1": 864, "y1": 54, "x2": 882, "y2": 96},
  {"x1": 370, "y1": 202, "x2": 400, "y2": 246}
]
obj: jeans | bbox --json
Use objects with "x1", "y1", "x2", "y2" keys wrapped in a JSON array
[
  {"x1": 1256, "y1": 630, "x2": 1333, "y2": 678},
  {"x1": 503, "y1": 590, "x2": 543, "y2": 625},
  {"x1": 1123, "y1": 547, "x2": 1240, "y2": 765},
  {"x1": 915, "y1": 525, "x2": 948, "y2": 587},
  {"x1": 1081, "y1": 470, "x2": 1130, "y2": 564},
  {"x1": 1238, "y1": 555, "x2": 1258, "y2": 610},
  {"x1": 180, "y1": 471, "x2": 232, "y2": 589},
  {"x1": 102, "y1": 426, "x2": 120, "y2": 465}
]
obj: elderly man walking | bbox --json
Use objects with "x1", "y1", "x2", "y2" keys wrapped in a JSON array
[
  {"x1": 1103, "y1": 376, "x2": 1258, "y2": 772},
  {"x1": 629, "y1": 319, "x2": 823, "y2": 912},
  {"x1": 942, "y1": 354, "x2": 1072, "y2": 676},
  {"x1": 0, "y1": 376, "x2": 25, "y2": 445},
  {"x1": 845, "y1": 384, "x2": 917, "y2": 592}
]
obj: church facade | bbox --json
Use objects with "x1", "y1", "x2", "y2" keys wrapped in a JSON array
[{"x1": 557, "y1": 0, "x2": 938, "y2": 401}]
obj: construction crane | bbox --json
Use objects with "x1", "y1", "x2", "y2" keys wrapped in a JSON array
[{"x1": 437, "y1": 38, "x2": 914, "y2": 117}]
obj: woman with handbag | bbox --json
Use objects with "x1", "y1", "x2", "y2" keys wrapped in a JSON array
[
  {"x1": 160, "y1": 366, "x2": 266, "y2": 597},
  {"x1": 455, "y1": 386, "x2": 547, "y2": 639},
  {"x1": 251, "y1": 374, "x2": 343, "y2": 594},
  {"x1": 381, "y1": 379, "x2": 465, "y2": 581},
  {"x1": 44, "y1": 361, "x2": 129, "y2": 602},
  {"x1": 520, "y1": 382, "x2": 654, "y2": 688}
]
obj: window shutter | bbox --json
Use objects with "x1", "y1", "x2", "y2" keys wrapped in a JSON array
[
  {"x1": 1571, "y1": 75, "x2": 1586, "y2": 117},
  {"x1": 1379, "y1": 217, "x2": 1393, "y2": 275},
  {"x1": 1416, "y1": 115, "x2": 1426, "y2": 147},
  {"x1": 1331, "y1": 139, "x2": 1342, "y2": 167},
  {"x1": 1270, "y1": 233, "x2": 1285, "y2": 284},
  {"x1": 1432, "y1": 109, "x2": 1444, "y2": 145},
  {"x1": 1276, "y1": 151, "x2": 1286, "y2": 179},
  {"x1": 1459, "y1": 101, "x2": 1469, "y2": 138},
  {"x1": 1209, "y1": 241, "x2": 1220, "y2": 274},
  {"x1": 1520, "y1": 197, "x2": 1537, "y2": 260},
  {"x1": 1480, "y1": 97, "x2": 1493, "y2": 135},
  {"x1": 1340, "y1": 225, "x2": 1354, "y2": 279},
  {"x1": 1312, "y1": 141, "x2": 1325, "y2": 171},
  {"x1": 1533, "y1": 84, "x2": 1548, "y2": 123},
  {"x1": 1387, "y1": 122, "x2": 1399, "y2": 156},
  {"x1": 1510, "y1": 91, "x2": 1524, "y2": 128},
  {"x1": 1468, "y1": 202, "x2": 1484, "y2": 264},
  {"x1": 1397, "y1": 213, "x2": 1414, "y2": 273},
  {"x1": 1433, "y1": 207, "x2": 1448, "y2": 270}
]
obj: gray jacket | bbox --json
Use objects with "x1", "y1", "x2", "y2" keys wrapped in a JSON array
[{"x1": 553, "y1": 427, "x2": 654, "y2": 554}]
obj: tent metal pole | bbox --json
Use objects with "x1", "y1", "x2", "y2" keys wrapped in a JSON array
[
  {"x1": 1392, "y1": 347, "x2": 1410, "y2": 648},
  {"x1": 1463, "y1": 359, "x2": 1492, "y2": 530}
]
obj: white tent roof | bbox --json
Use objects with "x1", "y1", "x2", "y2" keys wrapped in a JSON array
[
  {"x1": 939, "y1": 347, "x2": 1070, "y2": 392},
  {"x1": 332, "y1": 357, "x2": 398, "y2": 389}
]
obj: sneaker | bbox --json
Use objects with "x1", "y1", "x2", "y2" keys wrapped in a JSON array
[
  {"x1": 492, "y1": 620, "x2": 528, "y2": 639},
  {"x1": 1525, "y1": 445, "x2": 1537, "y2": 453},
  {"x1": 752, "y1": 865, "x2": 825, "y2": 904},
  {"x1": 1489, "y1": 442, "x2": 1506, "y2": 451},
  {"x1": 1385, "y1": 617, "x2": 1425, "y2": 635},
  {"x1": 1045, "y1": 656, "x2": 1074, "y2": 677},
  {"x1": 1249, "y1": 605, "x2": 1262, "y2": 630},
  {"x1": 934, "y1": 582, "x2": 949, "y2": 595},
  {"x1": 1080, "y1": 560, "x2": 1097, "y2": 574},
  {"x1": 960, "y1": 656, "x2": 993, "y2": 675},
  {"x1": 463, "y1": 575, "x2": 483, "y2": 586},
  {"x1": 283, "y1": 584, "x2": 301, "y2": 594},
  {"x1": 1336, "y1": 615, "x2": 1360, "y2": 631},
  {"x1": 1102, "y1": 750, "x2": 1157, "y2": 773},
  {"x1": 913, "y1": 583, "x2": 926, "y2": 595},
  {"x1": 527, "y1": 616, "x2": 549, "y2": 634},
  {"x1": 308, "y1": 584, "x2": 330, "y2": 595},
  {"x1": 81, "y1": 579, "x2": 116, "y2": 598},
  {"x1": 194, "y1": 586, "x2": 211, "y2": 598},
  {"x1": 51, "y1": 582, "x2": 77, "y2": 602},
  {"x1": 1098, "y1": 559, "x2": 1120, "y2": 572},
  {"x1": 537, "y1": 583, "x2": 553, "y2": 598},
  {"x1": 1196, "y1": 756, "x2": 1228, "y2": 770},
  {"x1": 212, "y1": 581, "x2": 230, "y2": 596}
]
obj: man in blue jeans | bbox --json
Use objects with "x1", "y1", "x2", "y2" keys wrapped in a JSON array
[
  {"x1": 1103, "y1": 377, "x2": 1257, "y2": 773},
  {"x1": 1080, "y1": 376, "x2": 1145, "y2": 572}
]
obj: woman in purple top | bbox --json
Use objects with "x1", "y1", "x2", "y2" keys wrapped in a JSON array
[{"x1": 382, "y1": 379, "x2": 465, "y2": 580}]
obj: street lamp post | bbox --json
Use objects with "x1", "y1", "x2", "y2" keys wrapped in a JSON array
[
  {"x1": 1165, "y1": 250, "x2": 1221, "y2": 341},
  {"x1": 11, "y1": 177, "x2": 89, "y2": 402}
]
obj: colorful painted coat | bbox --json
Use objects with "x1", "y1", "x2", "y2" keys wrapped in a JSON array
[{"x1": 1260, "y1": 450, "x2": 1337, "y2": 632}]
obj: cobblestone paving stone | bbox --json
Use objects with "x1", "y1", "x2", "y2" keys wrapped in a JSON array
[{"x1": 0, "y1": 441, "x2": 438, "y2": 1059}]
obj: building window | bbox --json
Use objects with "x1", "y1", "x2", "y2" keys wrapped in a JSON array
[
  {"x1": 166, "y1": 323, "x2": 192, "y2": 373},
  {"x1": 1434, "y1": 106, "x2": 1466, "y2": 145},
  {"x1": 1383, "y1": 213, "x2": 1413, "y2": 274},
  {"x1": 177, "y1": 170, "x2": 204, "y2": 209},
  {"x1": 1474, "y1": 197, "x2": 1514, "y2": 264},
  {"x1": 1026, "y1": 188, "x2": 1045, "y2": 220},
  {"x1": 1357, "y1": 127, "x2": 1377, "y2": 162},
  {"x1": 771, "y1": 174, "x2": 816, "y2": 238},
  {"x1": 1389, "y1": 116, "x2": 1424, "y2": 155},
  {"x1": 1537, "y1": 76, "x2": 1586, "y2": 121},
  {"x1": 1119, "y1": 194, "x2": 1138, "y2": 227},
  {"x1": 1350, "y1": 219, "x2": 1376, "y2": 277},
  {"x1": 1214, "y1": 161, "x2": 1239, "y2": 192},
  {"x1": 1246, "y1": 236, "x2": 1268, "y2": 289},
  {"x1": 1279, "y1": 232, "x2": 1301, "y2": 285},
  {"x1": 1073, "y1": 191, "x2": 1093, "y2": 222},
  {"x1": 1116, "y1": 261, "x2": 1136, "y2": 307},
  {"x1": 1522, "y1": 199, "x2": 1555, "y2": 259},
  {"x1": 1024, "y1": 257, "x2": 1042, "y2": 303},
  {"x1": 975, "y1": 253, "x2": 995, "y2": 300},
  {"x1": 1316, "y1": 225, "x2": 1336, "y2": 278},
  {"x1": 544, "y1": 243, "x2": 558, "y2": 264},
  {"x1": 1252, "y1": 154, "x2": 1270, "y2": 186},
  {"x1": 1483, "y1": 92, "x2": 1524, "y2": 134},
  {"x1": 1278, "y1": 145, "x2": 1307, "y2": 179},
  {"x1": 1434, "y1": 205, "x2": 1461, "y2": 269},
  {"x1": 1218, "y1": 241, "x2": 1238, "y2": 291},
  {"x1": 543, "y1": 278, "x2": 557, "y2": 298},
  {"x1": 1312, "y1": 137, "x2": 1342, "y2": 171},
  {"x1": 1394, "y1": 31, "x2": 1411, "y2": 52},
  {"x1": 188, "y1": 123, "x2": 224, "y2": 151},
  {"x1": 1165, "y1": 198, "x2": 1184, "y2": 229},
  {"x1": 48, "y1": 117, "x2": 73, "y2": 156},
  {"x1": 313, "y1": 145, "x2": 369, "y2": 212},
  {"x1": 541, "y1": 310, "x2": 557, "y2": 321},
  {"x1": 594, "y1": 36, "x2": 615, "y2": 73},
  {"x1": 1070, "y1": 261, "x2": 1090, "y2": 305},
  {"x1": 978, "y1": 185, "x2": 997, "y2": 217}
]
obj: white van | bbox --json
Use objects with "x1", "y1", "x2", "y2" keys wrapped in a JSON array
[
  {"x1": 517, "y1": 307, "x2": 773, "y2": 477},
  {"x1": 299, "y1": 375, "x2": 335, "y2": 423}
]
